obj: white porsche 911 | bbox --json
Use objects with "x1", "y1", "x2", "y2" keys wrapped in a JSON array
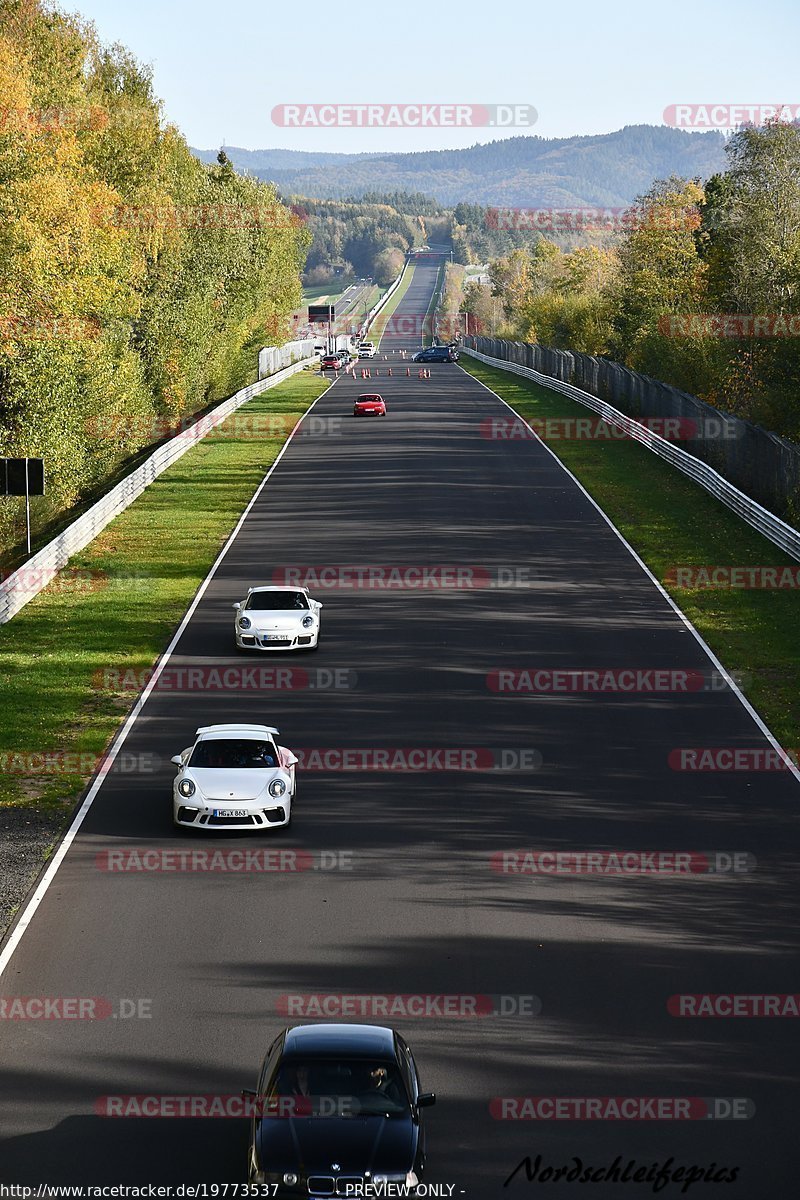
[
  {"x1": 233, "y1": 586, "x2": 322, "y2": 651},
  {"x1": 171, "y1": 723, "x2": 298, "y2": 831}
]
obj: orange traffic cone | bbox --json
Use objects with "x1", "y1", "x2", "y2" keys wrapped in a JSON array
[{"x1": 406, "y1": 367, "x2": 410, "y2": 376}]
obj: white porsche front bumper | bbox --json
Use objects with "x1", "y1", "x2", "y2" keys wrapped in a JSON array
[
  {"x1": 173, "y1": 794, "x2": 293, "y2": 831},
  {"x1": 235, "y1": 627, "x2": 319, "y2": 651}
]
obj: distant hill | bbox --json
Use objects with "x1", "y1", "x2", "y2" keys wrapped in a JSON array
[
  {"x1": 191, "y1": 147, "x2": 378, "y2": 171},
  {"x1": 191, "y1": 126, "x2": 728, "y2": 207}
]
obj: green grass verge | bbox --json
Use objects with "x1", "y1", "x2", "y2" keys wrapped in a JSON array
[
  {"x1": 461, "y1": 355, "x2": 800, "y2": 752},
  {"x1": 0, "y1": 367, "x2": 331, "y2": 813},
  {"x1": 302, "y1": 284, "x2": 346, "y2": 303},
  {"x1": 369, "y1": 265, "x2": 416, "y2": 349}
]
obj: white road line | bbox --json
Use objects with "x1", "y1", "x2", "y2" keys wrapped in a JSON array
[
  {"x1": 0, "y1": 373, "x2": 337, "y2": 979},
  {"x1": 461, "y1": 363, "x2": 800, "y2": 786}
]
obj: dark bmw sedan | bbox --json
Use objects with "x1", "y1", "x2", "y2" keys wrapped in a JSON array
[{"x1": 244, "y1": 1024, "x2": 436, "y2": 1195}]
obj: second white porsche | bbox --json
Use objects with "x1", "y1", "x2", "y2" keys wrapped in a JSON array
[{"x1": 233, "y1": 586, "x2": 322, "y2": 651}]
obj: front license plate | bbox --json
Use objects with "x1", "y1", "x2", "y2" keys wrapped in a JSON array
[
  {"x1": 263, "y1": 634, "x2": 286, "y2": 641},
  {"x1": 213, "y1": 809, "x2": 248, "y2": 818}
]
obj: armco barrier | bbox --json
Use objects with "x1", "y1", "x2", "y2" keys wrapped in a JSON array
[
  {"x1": 463, "y1": 345, "x2": 800, "y2": 563},
  {"x1": 0, "y1": 343, "x2": 317, "y2": 624},
  {"x1": 466, "y1": 336, "x2": 800, "y2": 521}
]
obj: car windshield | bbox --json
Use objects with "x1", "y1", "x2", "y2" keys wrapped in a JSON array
[
  {"x1": 246, "y1": 591, "x2": 308, "y2": 611},
  {"x1": 189, "y1": 739, "x2": 278, "y2": 769},
  {"x1": 266, "y1": 1058, "x2": 409, "y2": 1117}
]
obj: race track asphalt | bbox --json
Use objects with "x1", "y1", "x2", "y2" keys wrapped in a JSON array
[{"x1": 1, "y1": 255, "x2": 798, "y2": 1198}]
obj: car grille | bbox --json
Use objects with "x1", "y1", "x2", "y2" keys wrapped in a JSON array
[
  {"x1": 297, "y1": 636, "x2": 312, "y2": 645},
  {"x1": 206, "y1": 813, "x2": 259, "y2": 826},
  {"x1": 335, "y1": 1179, "x2": 363, "y2": 1195},
  {"x1": 307, "y1": 1178, "x2": 364, "y2": 1196}
]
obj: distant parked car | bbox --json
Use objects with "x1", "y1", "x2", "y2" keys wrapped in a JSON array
[
  {"x1": 353, "y1": 393, "x2": 386, "y2": 418},
  {"x1": 412, "y1": 346, "x2": 458, "y2": 363},
  {"x1": 321, "y1": 353, "x2": 344, "y2": 370},
  {"x1": 358, "y1": 342, "x2": 376, "y2": 358}
]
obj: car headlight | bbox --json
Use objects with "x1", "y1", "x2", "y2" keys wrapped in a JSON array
[
  {"x1": 282, "y1": 1174, "x2": 298, "y2": 1187},
  {"x1": 268, "y1": 778, "x2": 287, "y2": 798},
  {"x1": 178, "y1": 778, "x2": 196, "y2": 798},
  {"x1": 373, "y1": 1174, "x2": 418, "y2": 1187},
  {"x1": 238, "y1": 616, "x2": 251, "y2": 630},
  {"x1": 302, "y1": 615, "x2": 314, "y2": 628}
]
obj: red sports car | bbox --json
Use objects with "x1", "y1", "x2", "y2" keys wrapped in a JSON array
[{"x1": 353, "y1": 393, "x2": 387, "y2": 417}]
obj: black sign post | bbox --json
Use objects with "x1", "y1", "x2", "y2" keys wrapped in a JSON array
[
  {"x1": 308, "y1": 304, "x2": 335, "y2": 354},
  {"x1": 1, "y1": 457, "x2": 45, "y2": 556}
]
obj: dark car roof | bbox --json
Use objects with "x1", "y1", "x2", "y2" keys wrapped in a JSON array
[{"x1": 282, "y1": 1023, "x2": 395, "y2": 1059}]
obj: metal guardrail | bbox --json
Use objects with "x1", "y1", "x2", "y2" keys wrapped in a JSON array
[
  {"x1": 463, "y1": 346, "x2": 800, "y2": 562},
  {"x1": 0, "y1": 347, "x2": 318, "y2": 624}
]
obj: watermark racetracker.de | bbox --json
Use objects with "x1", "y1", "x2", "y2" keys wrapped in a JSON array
[
  {"x1": 665, "y1": 565, "x2": 800, "y2": 589},
  {"x1": 479, "y1": 415, "x2": 741, "y2": 443},
  {"x1": 271, "y1": 104, "x2": 537, "y2": 128},
  {"x1": 0, "y1": 997, "x2": 152, "y2": 1019},
  {"x1": 270, "y1": 565, "x2": 535, "y2": 590},
  {"x1": 276, "y1": 993, "x2": 541, "y2": 1019},
  {"x1": 485, "y1": 207, "x2": 696, "y2": 233},
  {"x1": 91, "y1": 666, "x2": 357, "y2": 693},
  {"x1": 658, "y1": 314, "x2": 800, "y2": 338},
  {"x1": 491, "y1": 851, "x2": 755, "y2": 875},
  {"x1": 95, "y1": 848, "x2": 354, "y2": 873},
  {"x1": 663, "y1": 103, "x2": 800, "y2": 129}
]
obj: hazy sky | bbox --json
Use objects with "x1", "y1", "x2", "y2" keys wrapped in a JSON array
[{"x1": 67, "y1": 0, "x2": 799, "y2": 152}]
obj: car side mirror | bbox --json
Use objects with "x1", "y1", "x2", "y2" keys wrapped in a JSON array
[
  {"x1": 417, "y1": 1093, "x2": 436, "y2": 1107},
  {"x1": 170, "y1": 754, "x2": 183, "y2": 766},
  {"x1": 232, "y1": 602, "x2": 241, "y2": 610}
]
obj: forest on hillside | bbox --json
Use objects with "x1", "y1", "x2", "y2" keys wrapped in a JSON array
[{"x1": 198, "y1": 126, "x2": 727, "y2": 208}]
